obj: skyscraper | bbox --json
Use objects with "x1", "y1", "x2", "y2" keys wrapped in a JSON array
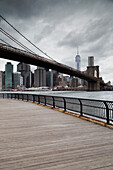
[
  {"x1": 88, "y1": 56, "x2": 94, "y2": 66},
  {"x1": 13, "y1": 72, "x2": 23, "y2": 89},
  {"x1": 17, "y1": 62, "x2": 31, "y2": 88},
  {"x1": 75, "y1": 47, "x2": 81, "y2": 85},
  {"x1": 75, "y1": 47, "x2": 81, "y2": 71},
  {"x1": 0, "y1": 71, "x2": 3, "y2": 90},
  {"x1": 34, "y1": 67, "x2": 46, "y2": 87},
  {"x1": 46, "y1": 70, "x2": 53, "y2": 88},
  {"x1": 5, "y1": 62, "x2": 13, "y2": 89}
]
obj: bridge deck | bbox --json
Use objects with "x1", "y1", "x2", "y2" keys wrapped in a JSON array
[{"x1": 0, "y1": 99, "x2": 113, "y2": 170}]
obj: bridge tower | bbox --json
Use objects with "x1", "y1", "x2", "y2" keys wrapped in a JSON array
[{"x1": 87, "y1": 56, "x2": 100, "y2": 91}]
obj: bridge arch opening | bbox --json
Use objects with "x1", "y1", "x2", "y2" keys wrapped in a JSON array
[{"x1": 94, "y1": 70, "x2": 97, "y2": 78}]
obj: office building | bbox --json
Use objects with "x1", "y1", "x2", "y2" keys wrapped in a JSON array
[
  {"x1": 88, "y1": 56, "x2": 94, "y2": 66},
  {"x1": 0, "y1": 71, "x2": 3, "y2": 90},
  {"x1": 13, "y1": 72, "x2": 23, "y2": 89},
  {"x1": 70, "y1": 77, "x2": 78, "y2": 88},
  {"x1": 46, "y1": 70, "x2": 53, "y2": 88},
  {"x1": 34, "y1": 67, "x2": 46, "y2": 87},
  {"x1": 17, "y1": 62, "x2": 31, "y2": 88},
  {"x1": 5, "y1": 62, "x2": 13, "y2": 89},
  {"x1": 53, "y1": 71, "x2": 59, "y2": 87}
]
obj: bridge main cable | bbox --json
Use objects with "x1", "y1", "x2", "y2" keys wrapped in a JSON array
[
  {"x1": 0, "y1": 15, "x2": 56, "y2": 62},
  {"x1": 0, "y1": 28, "x2": 36, "y2": 54}
]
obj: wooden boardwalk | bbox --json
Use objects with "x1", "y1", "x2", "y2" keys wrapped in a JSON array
[{"x1": 0, "y1": 99, "x2": 113, "y2": 170}]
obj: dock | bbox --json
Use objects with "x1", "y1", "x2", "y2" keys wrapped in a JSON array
[{"x1": 0, "y1": 98, "x2": 113, "y2": 170}]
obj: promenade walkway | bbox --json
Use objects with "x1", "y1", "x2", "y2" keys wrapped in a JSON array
[{"x1": 0, "y1": 99, "x2": 113, "y2": 170}]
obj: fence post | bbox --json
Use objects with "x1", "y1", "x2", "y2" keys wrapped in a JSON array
[
  {"x1": 27, "y1": 94, "x2": 29, "y2": 101},
  {"x1": 44, "y1": 96, "x2": 46, "y2": 105},
  {"x1": 79, "y1": 99, "x2": 83, "y2": 116},
  {"x1": 22, "y1": 94, "x2": 23, "y2": 101},
  {"x1": 38, "y1": 95, "x2": 40, "y2": 104},
  {"x1": 3, "y1": 93, "x2": 4, "y2": 99},
  {"x1": 7, "y1": 93, "x2": 9, "y2": 99},
  {"x1": 104, "y1": 101, "x2": 109, "y2": 124},
  {"x1": 63, "y1": 97, "x2": 66, "y2": 111},
  {"x1": 52, "y1": 96, "x2": 55, "y2": 108},
  {"x1": 33, "y1": 95, "x2": 35, "y2": 103}
]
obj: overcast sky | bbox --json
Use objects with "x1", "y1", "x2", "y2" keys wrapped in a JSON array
[{"x1": 0, "y1": 0, "x2": 113, "y2": 83}]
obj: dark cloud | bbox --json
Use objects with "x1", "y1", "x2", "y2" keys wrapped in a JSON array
[
  {"x1": 0, "y1": 0, "x2": 76, "y2": 20},
  {"x1": 58, "y1": 31, "x2": 85, "y2": 48},
  {"x1": 0, "y1": 0, "x2": 43, "y2": 19}
]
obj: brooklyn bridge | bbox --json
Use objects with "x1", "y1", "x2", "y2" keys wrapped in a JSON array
[{"x1": 0, "y1": 44, "x2": 106, "y2": 91}]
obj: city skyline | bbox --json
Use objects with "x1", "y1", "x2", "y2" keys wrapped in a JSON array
[{"x1": 0, "y1": 0, "x2": 113, "y2": 83}]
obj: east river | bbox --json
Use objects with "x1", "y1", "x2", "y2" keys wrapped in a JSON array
[{"x1": 5, "y1": 90, "x2": 113, "y2": 101}]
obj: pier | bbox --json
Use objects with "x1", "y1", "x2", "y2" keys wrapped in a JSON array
[{"x1": 0, "y1": 98, "x2": 113, "y2": 169}]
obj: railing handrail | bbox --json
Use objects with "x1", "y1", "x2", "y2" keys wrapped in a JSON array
[
  {"x1": 0, "y1": 92, "x2": 113, "y2": 125},
  {"x1": 0, "y1": 92, "x2": 112, "y2": 103}
]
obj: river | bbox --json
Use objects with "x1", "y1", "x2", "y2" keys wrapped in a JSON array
[{"x1": 2, "y1": 90, "x2": 112, "y2": 101}]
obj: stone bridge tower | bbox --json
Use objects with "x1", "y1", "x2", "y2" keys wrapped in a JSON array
[{"x1": 87, "y1": 56, "x2": 100, "y2": 91}]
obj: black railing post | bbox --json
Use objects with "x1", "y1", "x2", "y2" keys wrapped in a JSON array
[
  {"x1": 7, "y1": 93, "x2": 9, "y2": 99},
  {"x1": 3, "y1": 93, "x2": 4, "y2": 98},
  {"x1": 104, "y1": 101, "x2": 109, "y2": 124},
  {"x1": 79, "y1": 99, "x2": 83, "y2": 116},
  {"x1": 44, "y1": 96, "x2": 46, "y2": 105},
  {"x1": 63, "y1": 97, "x2": 66, "y2": 111},
  {"x1": 18, "y1": 94, "x2": 19, "y2": 100},
  {"x1": 38, "y1": 95, "x2": 40, "y2": 104},
  {"x1": 52, "y1": 96, "x2": 55, "y2": 108},
  {"x1": 11, "y1": 93, "x2": 12, "y2": 99},
  {"x1": 33, "y1": 95, "x2": 35, "y2": 103},
  {"x1": 27, "y1": 94, "x2": 29, "y2": 101},
  {"x1": 22, "y1": 94, "x2": 24, "y2": 101}
]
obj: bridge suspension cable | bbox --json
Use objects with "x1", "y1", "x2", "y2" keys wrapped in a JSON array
[
  {"x1": 0, "y1": 38, "x2": 12, "y2": 46},
  {"x1": 0, "y1": 28, "x2": 37, "y2": 54},
  {"x1": 0, "y1": 15, "x2": 56, "y2": 62}
]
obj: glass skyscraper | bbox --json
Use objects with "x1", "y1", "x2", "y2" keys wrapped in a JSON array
[
  {"x1": 5, "y1": 62, "x2": 13, "y2": 89},
  {"x1": 75, "y1": 52, "x2": 81, "y2": 71},
  {"x1": 75, "y1": 48, "x2": 81, "y2": 85}
]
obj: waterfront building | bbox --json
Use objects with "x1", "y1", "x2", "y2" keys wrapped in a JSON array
[
  {"x1": 31, "y1": 72, "x2": 34, "y2": 87},
  {"x1": 34, "y1": 67, "x2": 46, "y2": 87},
  {"x1": 13, "y1": 72, "x2": 23, "y2": 89},
  {"x1": 5, "y1": 62, "x2": 13, "y2": 89},
  {"x1": 17, "y1": 62, "x2": 30, "y2": 72},
  {"x1": 63, "y1": 76, "x2": 70, "y2": 82},
  {"x1": 46, "y1": 70, "x2": 53, "y2": 88},
  {"x1": 0, "y1": 71, "x2": 5, "y2": 90},
  {"x1": 70, "y1": 77, "x2": 78, "y2": 88},
  {"x1": 58, "y1": 74, "x2": 69, "y2": 87},
  {"x1": 88, "y1": 56, "x2": 94, "y2": 66},
  {"x1": 0, "y1": 71, "x2": 3, "y2": 90},
  {"x1": 53, "y1": 71, "x2": 59, "y2": 87},
  {"x1": 17, "y1": 62, "x2": 31, "y2": 88},
  {"x1": 2, "y1": 72, "x2": 5, "y2": 89}
]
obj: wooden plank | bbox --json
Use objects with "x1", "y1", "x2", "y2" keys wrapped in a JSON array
[{"x1": 0, "y1": 99, "x2": 113, "y2": 170}]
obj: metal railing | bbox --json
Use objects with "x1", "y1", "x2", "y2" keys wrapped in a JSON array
[{"x1": 0, "y1": 93, "x2": 113, "y2": 125}]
